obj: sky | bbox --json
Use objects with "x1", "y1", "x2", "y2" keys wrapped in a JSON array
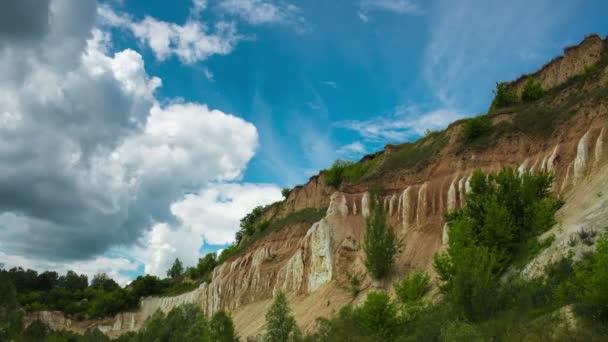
[{"x1": 0, "y1": 0, "x2": 607, "y2": 285}]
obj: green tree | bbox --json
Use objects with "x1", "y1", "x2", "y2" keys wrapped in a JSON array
[
  {"x1": 521, "y1": 77, "x2": 544, "y2": 102},
  {"x1": 354, "y1": 291, "x2": 399, "y2": 339},
  {"x1": 394, "y1": 271, "x2": 430, "y2": 303},
  {"x1": 210, "y1": 311, "x2": 238, "y2": 342},
  {"x1": 167, "y1": 258, "x2": 184, "y2": 279},
  {"x1": 363, "y1": 186, "x2": 400, "y2": 279},
  {"x1": 265, "y1": 291, "x2": 300, "y2": 342},
  {"x1": 491, "y1": 82, "x2": 517, "y2": 109},
  {"x1": 196, "y1": 253, "x2": 218, "y2": 282},
  {"x1": 91, "y1": 273, "x2": 120, "y2": 292},
  {"x1": 282, "y1": 188, "x2": 290, "y2": 198},
  {"x1": 570, "y1": 233, "x2": 608, "y2": 319}
]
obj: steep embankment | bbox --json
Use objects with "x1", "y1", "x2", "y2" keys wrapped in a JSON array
[{"x1": 26, "y1": 34, "x2": 608, "y2": 339}]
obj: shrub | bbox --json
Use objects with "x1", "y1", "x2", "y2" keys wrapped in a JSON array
[
  {"x1": 521, "y1": 77, "x2": 544, "y2": 102},
  {"x1": 441, "y1": 321, "x2": 484, "y2": 342},
  {"x1": 491, "y1": 82, "x2": 517, "y2": 109},
  {"x1": 210, "y1": 311, "x2": 238, "y2": 342},
  {"x1": 265, "y1": 291, "x2": 300, "y2": 342},
  {"x1": 324, "y1": 160, "x2": 352, "y2": 188},
  {"x1": 354, "y1": 292, "x2": 399, "y2": 339},
  {"x1": 363, "y1": 187, "x2": 400, "y2": 279},
  {"x1": 461, "y1": 116, "x2": 491, "y2": 143},
  {"x1": 394, "y1": 271, "x2": 430, "y2": 303},
  {"x1": 324, "y1": 159, "x2": 378, "y2": 188},
  {"x1": 571, "y1": 234, "x2": 608, "y2": 319},
  {"x1": 282, "y1": 188, "x2": 290, "y2": 198}
]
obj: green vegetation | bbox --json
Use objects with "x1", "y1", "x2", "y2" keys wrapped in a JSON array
[
  {"x1": 4, "y1": 304, "x2": 238, "y2": 341},
  {"x1": 282, "y1": 188, "x2": 290, "y2": 198},
  {"x1": 265, "y1": 291, "x2": 301, "y2": 342},
  {"x1": 300, "y1": 168, "x2": 608, "y2": 340},
  {"x1": 324, "y1": 158, "x2": 379, "y2": 188},
  {"x1": 461, "y1": 115, "x2": 491, "y2": 143},
  {"x1": 381, "y1": 132, "x2": 449, "y2": 173},
  {"x1": 166, "y1": 258, "x2": 184, "y2": 279},
  {"x1": 394, "y1": 271, "x2": 430, "y2": 304},
  {"x1": 490, "y1": 82, "x2": 517, "y2": 109},
  {"x1": 521, "y1": 77, "x2": 544, "y2": 102},
  {"x1": 363, "y1": 186, "x2": 400, "y2": 279},
  {"x1": 220, "y1": 207, "x2": 327, "y2": 263}
]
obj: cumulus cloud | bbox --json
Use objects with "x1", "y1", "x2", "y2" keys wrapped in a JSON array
[
  {"x1": 338, "y1": 106, "x2": 466, "y2": 142},
  {"x1": 98, "y1": 3, "x2": 241, "y2": 64},
  {"x1": 216, "y1": 0, "x2": 307, "y2": 30},
  {"x1": 358, "y1": 0, "x2": 421, "y2": 22},
  {"x1": 0, "y1": 0, "x2": 276, "y2": 281},
  {"x1": 138, "y1": 183, "x2": 282, "y2": 276}
]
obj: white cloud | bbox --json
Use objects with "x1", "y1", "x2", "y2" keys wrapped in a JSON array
[
  {"x1": 337, "y1": 142, "x2": 367, "y2": 158},
  {"x1": 217, "y1": 0, "x2": 307, "y2": 30},
  {"x1": 136, "y1": 183, "x2": 282, "y2": 277},
  {"x1": 203, "y1": 66, "x2": 215, "y2": 81},
  {"x1": 98, "y1": 4, "x2": 241, "y2": 64},
  {"x1": 322, "y1": 80, "x2": 338, "y2": 88},
  {"x1": 358, "y1": 0, "x2": 421, "y2": 21},
  {"x1": 339, "y1": 106, "x2": 466, "y2": 142}
]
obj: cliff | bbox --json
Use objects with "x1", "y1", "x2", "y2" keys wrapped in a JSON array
[{"x1": 25, "y1": 35, "x2": 608, "y2": 339}]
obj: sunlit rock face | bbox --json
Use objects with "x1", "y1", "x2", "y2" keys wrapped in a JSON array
[
  {"x1": 574, "y1": 130, "x2": 591, "y2": 184},
  {"x1": 361, "y1": 192, "x2": 370, "y2": 218},
  {"x1": 595, "y1": 128, "x2": 605, "y2": 167},
  {"x1": 447, "y1": 179, "x2": 457, "y2": 211},
  {"x1": 416, "y1": 183, "x2": 428, "y2": 228},
  {"x1": 400, "y1": 187, "x2": 413, "y2": 234}
]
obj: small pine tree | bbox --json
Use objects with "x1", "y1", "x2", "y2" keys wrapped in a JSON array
[
  {"x1": 364, "y1": 186, "x2": 400, "y2": 279},
  {"x1": 265, "y1": 291, "x2": 300, "y2": 342},
  {"x1": 167, "y1": 258, "x2": 184, "y2": 279}
]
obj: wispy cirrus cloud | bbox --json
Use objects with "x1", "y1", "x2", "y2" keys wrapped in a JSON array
[
  {"x1": 358, "y1": 0, "x2": 422, "y2": 22},
  {"x1": 338, "y1": 105, "x2": 466, "y2": 142},
  {"x1": 337, "y1": 142, "x2": 367, "y2": 158}
]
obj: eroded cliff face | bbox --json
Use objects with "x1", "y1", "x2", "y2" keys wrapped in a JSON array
[{"x1": 26, "y1": 35, "x2": 608, "y2": 339}]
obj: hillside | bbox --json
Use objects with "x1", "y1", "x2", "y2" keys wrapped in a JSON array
[{"x1": 20, "y1": 34, "x2": 608, "y2": 339}]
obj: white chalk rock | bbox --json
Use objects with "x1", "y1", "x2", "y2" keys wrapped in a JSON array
[
  {"x1": 417, "y1": 183, "x2": 428, "y2": 228},
  {"x1": 401, "y1": 187, "x2": 412, "y2": 234},
  {"x1": 306, "y1": 220, "x2": 333, "y2": 292},
  {"x1": 573, "y1": 130, "x2": 590, "y2": 184},
  {"x1": 328, "y1": 192, "x2": 348, "y2": 217},
  {"x1": 361, "y1": 192, "x2": 370, "y2": 218}
]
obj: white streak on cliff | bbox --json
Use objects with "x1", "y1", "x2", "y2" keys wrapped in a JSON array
[
  {"x1": 595, "y1": 127, "x2": 604, "y2": 167},
  {"x1": 416, "y1": 183, "x2": 428, "y2": 228},
  {"x1": 574, "y1": 130, "x2": 590, "y2": 184},
  {"x1": 389, "y1": 193, "x2": 397, "y2": 216},
  {"x1": 547, "y1": 145, "x2": 559, "y2": 173},
  {"x1": 361, "y1": 192, "x2": 370, "y2": 218},
  {"x1": 401, "y1": 187, "x2": 412, "y2": 234},
  {"x1": 447, "y1": 178, "x2": 457, "y2": 211}
]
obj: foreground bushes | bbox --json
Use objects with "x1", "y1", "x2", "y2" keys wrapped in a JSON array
[{"x1": 363, "y1": 187, "x2": 400, "y2": 279}]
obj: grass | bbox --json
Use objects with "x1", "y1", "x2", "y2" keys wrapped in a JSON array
[{"x1": 380, "y1": 131, "x2": 449, "y2": 173}]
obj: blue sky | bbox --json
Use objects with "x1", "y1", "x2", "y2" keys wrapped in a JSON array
[
  {"x1": 106, "y1": 0, "x2": 608, "y2": 188},
  {"x1": 0, "y1": 0, "x2": 607, "y2": 284}
]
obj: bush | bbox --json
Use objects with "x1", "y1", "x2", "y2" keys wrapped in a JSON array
[
  {"x1": 461, "y1": 116, "x2": 491, "y2": 143},
  {"x1": 363, "y1": 187, "x2": 400, "y2": 279},
  {"x1": 521, "y1": 77, "x2": 544, "y2": 102},
  {"x1": 441, "y1": 321, "x2": 484, "y2": 342},
  {"x1": 265, "y1": 291, "x2": 300, "y2": 342},
  {"x1": 491, "y1": 82, "x2": 517, "y2": 109},
  {"x1": 569, "y1": 234, "x2": 608, "y2": 319},
  {"x1": 354, "y1": 292, "x2": 399, "y2": 339},
  {"x1": 282, "y1": 188, "x2": 290, "y2": 198},
  {"x1": 210, "y1": 311, "x2": 238, "y2": 342},
  {"x1": 394, "y1": 271, "x2": 430, "y2": 303}
]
